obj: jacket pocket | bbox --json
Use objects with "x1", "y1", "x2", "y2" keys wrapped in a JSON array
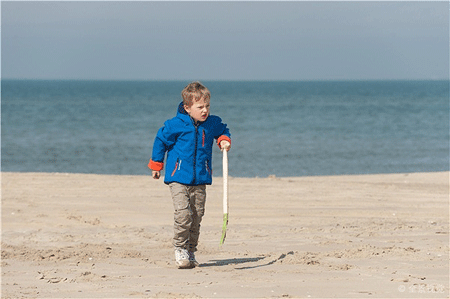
[
  {"x1": 171, "y1": 158, "x2": 182, "y2": 177},
  {"x1": 205, "y1": 159, "x2": 212, "y2": 175},
  {"x1": 202, "y1": 129, "x2": 206, "y2": 147}
]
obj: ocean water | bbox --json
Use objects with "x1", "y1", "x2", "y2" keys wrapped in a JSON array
[{"x1": 1, "y1": 80, "x2": 448, "y2": 177}]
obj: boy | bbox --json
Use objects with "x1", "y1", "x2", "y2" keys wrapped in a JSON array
[{"x1": 148, "y1": 81, "x2": 231, "y2": 269}]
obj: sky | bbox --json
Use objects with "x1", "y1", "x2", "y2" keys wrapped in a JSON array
[{"x1": 1, "y1": 1, "x2": 449, "y2": 81}]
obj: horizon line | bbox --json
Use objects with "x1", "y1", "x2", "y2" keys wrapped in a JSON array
[{"x1": 2, "y1": 78, "x2": 449, "y2": 82}]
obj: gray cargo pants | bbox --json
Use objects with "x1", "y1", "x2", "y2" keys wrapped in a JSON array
[{"x1": 169, "y1": 182, "x2": 206, "y2": 252}]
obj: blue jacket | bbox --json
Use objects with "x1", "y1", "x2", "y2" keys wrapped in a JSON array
[{"x1": 149, "y1": 102, "x2": 231, "y2": 185}]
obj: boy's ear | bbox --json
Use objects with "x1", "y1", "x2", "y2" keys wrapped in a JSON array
[{"x1": 184, "y1": 104, "x2": 191, "y2": 113}]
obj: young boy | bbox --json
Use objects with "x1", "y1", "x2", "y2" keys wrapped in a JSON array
[{"x1": 148, "y1": 81, "x2": 231, "y2": 269}]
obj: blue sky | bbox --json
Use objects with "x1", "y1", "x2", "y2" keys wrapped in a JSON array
[{"x1": 1, "y1": 1, "x2": 448, "y2": 81}]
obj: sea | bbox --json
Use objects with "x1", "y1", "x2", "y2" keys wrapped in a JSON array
[{"x1": 1, "y1": 80, "x2": 448, "y2": 178}]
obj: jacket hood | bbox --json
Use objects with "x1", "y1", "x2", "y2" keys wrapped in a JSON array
[
  {"x1": 177, "y1": 102, "x2": 188, "y2": 116},
  {"x1": 176, "y1": 101, "x2": 193, "y2": 125}
]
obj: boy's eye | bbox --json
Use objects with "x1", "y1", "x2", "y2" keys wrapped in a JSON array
[{"x1": 196, "y1": 104, "x2": 209, "y2": 110}]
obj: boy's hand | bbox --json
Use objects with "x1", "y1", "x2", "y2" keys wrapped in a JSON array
[
  {"x1": 152, "y1": 171, "x2": 160, "y2": 179},
  {"x1": 220, "y1": 140, "x2": 231, "y2": 152}
]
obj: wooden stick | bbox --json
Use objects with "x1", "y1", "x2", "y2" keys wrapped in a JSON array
[{"x1": 220, "y1": 149, "x2": 228, "y2": 246}]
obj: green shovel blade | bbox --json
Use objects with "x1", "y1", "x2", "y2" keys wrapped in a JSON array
[{"x1": 220, "y1": 213, "x2": 228, "y2": 246}]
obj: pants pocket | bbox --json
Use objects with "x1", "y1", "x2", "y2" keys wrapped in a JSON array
[{"x1": 169, "y1": 182, "x2": 189, "y2": 211}]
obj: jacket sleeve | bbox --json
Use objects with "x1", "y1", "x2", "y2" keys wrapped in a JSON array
[
  {"x1": 214, "y1": 117, "x2": 231, "y2": 149},
  {"x1": 148, "y1": 121, "x2": 178, "y2": 171}
]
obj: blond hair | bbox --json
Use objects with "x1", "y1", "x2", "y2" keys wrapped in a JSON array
[{"x1": 181, "y1": 81, "x2": 211, "y2": 107}]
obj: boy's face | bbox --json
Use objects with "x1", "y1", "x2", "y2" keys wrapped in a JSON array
[{"x1": 185, "y1": 98, "x2": 210, "y2": 123}]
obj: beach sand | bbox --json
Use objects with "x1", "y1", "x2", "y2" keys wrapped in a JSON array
[{"x1": 1, "y1": 171, "x2": 448, "y2": 298}]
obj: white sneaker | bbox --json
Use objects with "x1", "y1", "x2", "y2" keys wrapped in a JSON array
[
  {"x1": 188, "y1": 251, "x2": 199, "y2": 267},
  {"x1": 174, "y1": 248, "x2": 190, "y2": 269}
]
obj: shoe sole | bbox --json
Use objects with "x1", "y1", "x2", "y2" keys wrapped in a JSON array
[{"x1": 176, "y1": 260, "x2": 192, "y2": 269}]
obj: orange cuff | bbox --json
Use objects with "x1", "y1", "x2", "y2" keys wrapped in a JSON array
[
  {"x1": 217, "y1": 135, "x2": 231, "y2": 149},
  {"x1": 148, "y1": 159, "x2": 164, "y2": 171}
]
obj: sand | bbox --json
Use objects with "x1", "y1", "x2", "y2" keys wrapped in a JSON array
[{"x1": 1, "y1": 171, "x2": 448, "y2": 298}]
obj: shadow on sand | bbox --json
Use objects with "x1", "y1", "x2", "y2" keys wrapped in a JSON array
[
  {"x1": 200, "y1": 256, "x2": 266, "y2": 268},
  {"x1": 200, "y1": 251, "x2": 294, "y2": 270}
]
